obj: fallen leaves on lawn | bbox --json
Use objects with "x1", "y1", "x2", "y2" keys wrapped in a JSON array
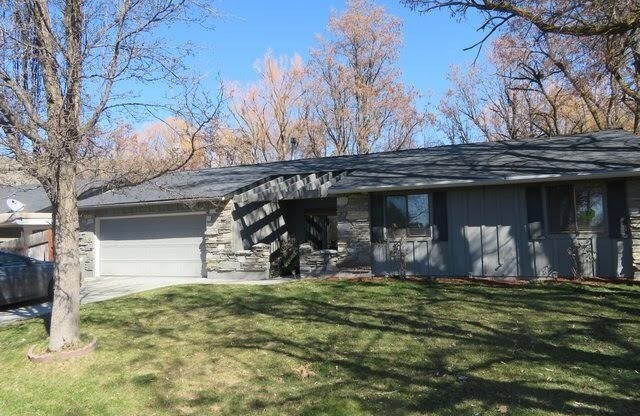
[
  {"x1": 294, "y1": 363, "x2": 316, "y2": 379},
  {"x1": 497, "y1": 404, "x2": 509, "y2": 413}
]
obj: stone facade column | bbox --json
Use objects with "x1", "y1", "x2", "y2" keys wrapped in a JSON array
[
  {"x1": 627, "y1": 179, "x2": 640, "y2": 279},
  {"x1": 299, "y1": 243, "x2": 339, "y2": 278},
  {"x1": 78, "y1": 213, "x2": 96, "y2": 280},
  {"x1": 205, "y1": 201, "x2": 234, "y2": 277},
  {"x1": 336, "y1": 193, "x2": 371, "y2": 276},
  {"x1": 205, "y1": 201, "x2": 270, "y2": 279}
]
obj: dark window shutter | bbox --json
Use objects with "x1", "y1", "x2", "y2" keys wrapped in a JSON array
[
  {"x1": 547, "y1": 185, "x2": 576, "y2": 233},
  {"x1": 370, "y1": 193, "x2": 384, "y2": 243},
  {"x1": 432, "y1": 191, "x2": 448, "y2": 241},
  {"x1": 607, "y1": 180, "x2": 628, "y2": 238},
  {"x1": 525, "y1": 186, "x2": 545, "y2": 239}
]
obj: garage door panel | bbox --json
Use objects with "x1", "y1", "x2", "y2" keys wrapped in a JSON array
[
  {"x1": 100, "y1": 243, "x2": 202, "y2": 261},
  {"x1": 100, "y1": 260, "x2": 201, "y2": 277},
  {"x1": 100, "y1": 216, "x2": 204, "y2": 240},
  {"x1": 99, "y1": 214, "x2": 205, "y2": 278}
]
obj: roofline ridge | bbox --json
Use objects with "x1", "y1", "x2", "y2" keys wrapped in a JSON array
[{"x1": 177, "y1": 128, "x2": 631, "y2": 174}]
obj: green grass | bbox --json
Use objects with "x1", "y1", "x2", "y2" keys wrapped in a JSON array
[{"x1": 1, "y1": 280, "x2": 639, "y2": 416}]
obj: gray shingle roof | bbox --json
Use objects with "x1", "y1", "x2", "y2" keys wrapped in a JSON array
[
  {"x1": 1, "y1": 129, "x2": 638, "y2": 212},
  {"x1": 0, "y1": 184, "x2": 52, "y2": 213},
  {"x1": 329, "y1": 129, "x2": 640, "y2": 193}
]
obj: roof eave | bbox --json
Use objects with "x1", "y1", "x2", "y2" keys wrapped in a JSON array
[
  {"x1": 328, "y1": 169, "x2": 640, "y2": 195},
  {"x1": 77, "y1": 196, "x2": 225, "y2": 211}
]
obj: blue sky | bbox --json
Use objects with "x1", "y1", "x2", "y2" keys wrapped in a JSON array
[
  {"x1": 154, "y1": 1, "x2": 487, "y2": 102},
  {"x1": 209, "y1": 1, "x2": 486, "y2": 95},
  {"x1": 131, "y1": 0, "x2": 490, "y2": 141}
]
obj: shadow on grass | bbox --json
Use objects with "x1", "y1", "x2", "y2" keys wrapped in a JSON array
[{"x1": 85, "y1": 280, "x2": 640, "y2": 415}]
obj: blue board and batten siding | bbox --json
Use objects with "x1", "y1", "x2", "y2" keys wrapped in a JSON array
[{"x1": 371, "y1": 185, "x2": 635, "y2": 278}]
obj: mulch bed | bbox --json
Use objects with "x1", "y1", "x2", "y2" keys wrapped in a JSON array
[
  {"x1": 27, "y1": 337, "x2": 98, "y2": 363},
  {"x1": 327, "y1": 275, "x2": 640, "y2": 287}
]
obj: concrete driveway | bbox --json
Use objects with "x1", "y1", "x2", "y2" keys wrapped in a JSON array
[{"x1": 0, "y1": 276, "x2": 291, "y2": 326}]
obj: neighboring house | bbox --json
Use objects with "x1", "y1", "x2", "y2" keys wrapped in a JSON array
[
  {"x1": 0, "y1": 185, "x2": 53, "y2": 260},
  {"x1": 1, "y1": 129, "x2": 639, "y2": 280}
]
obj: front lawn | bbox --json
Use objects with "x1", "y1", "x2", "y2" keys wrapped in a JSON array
[{"x1": 1, "y1": 279, "x2": 639, "y2": 416}]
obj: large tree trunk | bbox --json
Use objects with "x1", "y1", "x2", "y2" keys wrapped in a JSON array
[{"x1": 48, "y1": 164, "x2": 81, "y2": 352}]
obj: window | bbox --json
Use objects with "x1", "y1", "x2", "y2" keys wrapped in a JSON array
[
  {"x1": 385, "y1": 196, "x2": 407, "y2": 238},
  {"x1": 385, "y1": 194, "x2": 430, "y2": 238},
  {"x1": 547, "y1": 183, "x2": 605, "y2": 233},
  {"x1": 575, "y1": 184, "x2": 604, "y2": 230},
  {"x1": 407, "y1": 194, "x2": 429, "y2": 236}
]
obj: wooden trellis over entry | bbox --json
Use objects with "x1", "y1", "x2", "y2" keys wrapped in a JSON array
[{"x1": 232, "y1": 171, "x2": 348, "y2": 203}]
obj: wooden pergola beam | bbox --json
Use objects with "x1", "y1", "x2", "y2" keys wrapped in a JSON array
[
  {"x1": 317, "y1": 171, "x2": 347, "y2": 198},
  {"x1": 233, "y1": 174, "x2": 307, "y2": 203},
  {"x1": 232, "y1": 170, "x2": 348, "y2": 203}
]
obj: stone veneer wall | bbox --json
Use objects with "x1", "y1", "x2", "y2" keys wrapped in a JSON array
[
  {"x1": 79, "y1": 194, "x2": 375, "y2": 280},
  {"x1": 627, "y1": 179, "x2": 640, "y2": 279},
  {"x1": 79, "y1": 213, "x2": 96, "y2": 280},
  {"x1": 205, "y1": 200, "x2": 271, "y2": 279},
  {"x1": 335, "y1": 193, "x2": 372, "y2": 276},
  {"x1": 299, "y1": 243, "x2": 339, "y2": 277}
]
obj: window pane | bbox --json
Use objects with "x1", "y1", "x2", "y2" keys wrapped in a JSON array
[
  {"x1": 575, "y1": 184, "x2": 604, "y2": 231},
  {"x1": 385, "y1": 195, "x2": 407, "y2": 238},
  {"x1": 547, "y1": 185, "x2": 575, "y2": 233},
  {"x1": 407, "y1": 194, "x2": 429, "y2": 236}
]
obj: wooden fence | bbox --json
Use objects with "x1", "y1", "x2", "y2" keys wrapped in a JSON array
[{"x1": 0, "y1": 230, "x2": 54, "y2": 261}]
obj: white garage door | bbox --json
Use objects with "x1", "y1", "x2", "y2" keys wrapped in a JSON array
[{"x1": 99, "y1": 214, "x2": 206, "y2": 278}]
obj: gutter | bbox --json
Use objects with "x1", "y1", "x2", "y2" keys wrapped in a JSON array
[
  {"x1": 77, "y1": 196, "x2": 225, "y2": 211},
  {"x1": 327, "y1": 169, "x2": 640, "y2": 195}
]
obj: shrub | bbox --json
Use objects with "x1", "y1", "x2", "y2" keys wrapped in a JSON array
[{"x1": 270, "y1": 238, "x2": 299, "y2": 277}]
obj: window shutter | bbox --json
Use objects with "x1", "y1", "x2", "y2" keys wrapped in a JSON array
[
  {"x1": 432, "y1": 191, "x2": 448, "y2": 241},
  {"x1": 607, "y1": 180, "x2": 628, "y2": 238},
  {"x1": 525, "y1": 186, "x2": 545, "y2": 239},
  {"x1": 370, "y1": 193, "x2": 384, "y2": 243}
]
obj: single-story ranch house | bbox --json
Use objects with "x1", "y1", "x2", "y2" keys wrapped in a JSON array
[{"x1": 1, "y1": 129, "x2": 639, "y2": 280}]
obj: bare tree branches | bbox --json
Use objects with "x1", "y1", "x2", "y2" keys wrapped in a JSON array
[
  {"x1": 222, "y1": 53, "x2": 307, "y2": 164},
  {"x1": 308, "y1": 0, "x2": 429, "y2": 155},
  {"x1": 402, "y1": 0, "x2": 640, "y2": 37},
  {"x1": 409, "y1": 0, "x2": 640, "y2": 141},
  {"x1": 436, "y1": 27, "x2": 636, "y2": 144},
  {"x1": 0, "y1": 0, "x2": 222, "y2": 190},
  {"x1": 216, "y1": 0, "x2": 430, "y2": 162}
]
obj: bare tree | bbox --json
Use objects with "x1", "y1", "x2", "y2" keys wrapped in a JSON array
[
  {"x1": 107, "y1": 118, "x2": 212, "y2": 172},
  {"x1": 0, "y1": 0, "x2": 221, "y2": 351},
  {"x1": 437, "y1": 52, "x2": 623, "y2": 144},
  {"x1": 402, "y1": 0, "x2": 640, "y2": 37},
  {"x1": 0, "y1": 157, "x2": 35, "y2": 185},
  {"x1": 309, "y1": 0, "x2": 429, "y2": 155},
  {"x1": 217, "y1": 0, "x2": 429, "y2": 162},
  {"x1": 404, "y1": 0, "x2": 640, "y2": 135},
  {"x1": 225, "y1": 53, "x2": 307, "y2": 163},
  {"x1": 437, "y1": 23, "x2": 638, "y2": 143},
  {"x1": 437, "y1": 66, "x2": 492, "y2": 143},
  {"x1": 438, "y1": 63, "x2": 541, "y2": 143}
]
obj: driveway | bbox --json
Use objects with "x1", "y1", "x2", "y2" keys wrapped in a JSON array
[{"x1": 0, "y1": 276, "x2": 291, "y2": 326}]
